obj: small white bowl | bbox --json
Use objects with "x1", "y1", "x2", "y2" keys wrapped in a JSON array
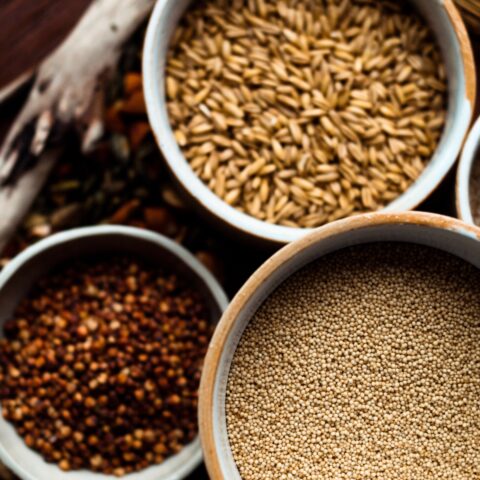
[
  {"x1": 143, "y1": 0, "x2": 476, "y2": 245},
  {"x1": 0, "y1": 226, "x2": 228, "y2": 480},
  {"x1": 457, "y1": 115, "x2": 480, "y2": 225},
  {"x1": 198, "y1": 211, "x2": 480, "y2": 479}
]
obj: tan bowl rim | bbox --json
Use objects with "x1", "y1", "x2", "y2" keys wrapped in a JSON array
[
  {"x1": 198, "y1": 211, "x2": 480, "y2": 479},
  {"x1": 143, "y1": 0, "x2": 476, "y2": 245}
]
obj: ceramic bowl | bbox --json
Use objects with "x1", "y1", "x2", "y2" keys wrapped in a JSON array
[
  {"x1": 198, "y1": 211, "x2": 480, "y2": 479},
  {"x1": 0, "y1": 226, "x2": 229, "y2": 480},
  {"x1": 457, "y1": 115, "x2": 480, "y2": 225},
  {"x1": 143, "y1": 0, "x2": 476, "y2": 246}
]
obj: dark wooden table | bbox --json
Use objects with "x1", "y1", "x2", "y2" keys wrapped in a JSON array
[
  {"x1": 0, "y1": 2, "x2": 479, "y2": 480},
  {"x1": 0, "y1": 0, "x2": 91, "y2": 90}
]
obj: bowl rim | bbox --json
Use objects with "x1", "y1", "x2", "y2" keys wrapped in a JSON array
[
  {"x1": 0, "y1": 225, "x2": 229, "y2": 480},
  {"x1": 456, "y1": 114, "x2": 480, "y2": 224},
  {"x1": 198, "y1": 211, "x2": 480, "y2": 479},
  {"x1": 143, "y1": 0, "x2": 476, "y2": 245}
]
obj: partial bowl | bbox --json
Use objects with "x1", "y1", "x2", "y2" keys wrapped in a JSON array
[
  {"x1": 0, "y1": 226, "x2": 228, "y2": 480},
  {"x1": 198, "y1": 211, "x2": 480, "y2": 479},
  {"x1": 143, "y1": 0, "x2": 476, "y2": 246},
  {"x1": 457, "y1": 114, "x2": 480, "y2": 225}
]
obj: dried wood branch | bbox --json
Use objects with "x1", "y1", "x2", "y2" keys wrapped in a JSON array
[{"x1": 0, "y1": 0, "x2": 155, "y2": 253}]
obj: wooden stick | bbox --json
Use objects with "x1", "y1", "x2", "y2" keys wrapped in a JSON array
[{"x1": 0, "y1": 0, "x2": 155, "y2": 251}]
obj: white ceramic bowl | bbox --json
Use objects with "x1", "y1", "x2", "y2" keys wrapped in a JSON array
[
  {"x1": 0, "y1": 226, "x2": 228, "y2": 480},
  {"x1": 198, "y1": 211, "x2": 480, "y2": 479},
  {"x1": 457, "y1": 115, "x2": 480, "y2": 225},
  {"x1": 143, "y1": 0, "x2": 476, "y2": 245}
]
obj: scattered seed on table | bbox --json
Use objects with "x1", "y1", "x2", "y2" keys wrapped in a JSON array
[
  {"x1": 166, "y1": 0, "x2": 447, "y2": 228},
  {"x1": 227, "y1": 244, "x2": 480, "y2": 480},
  {"x1": 0, "y1": 256, "x2": 213, "y2": 476}
]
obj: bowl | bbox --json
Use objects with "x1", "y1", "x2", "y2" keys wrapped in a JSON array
[
  {"x1": 0, "y1": 226, "x2": 229, "y2": 480},
  {"x1": 198, "y1": 211, "x2": 480, "y2": 479},
  {"x1": 143, "y1": 0, "x2": 476, "y2": 246},
  {"x1": 457, "y1": 115, "x2": 480, "y2": 225}
]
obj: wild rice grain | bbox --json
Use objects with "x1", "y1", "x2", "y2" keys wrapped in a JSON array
[{"x1": 227, "y1": 244, "x2": 480, "y2": 480}]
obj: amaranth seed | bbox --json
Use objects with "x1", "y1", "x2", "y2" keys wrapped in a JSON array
[{"x1": 227, "y1": 243, "x2": 480, "y2": 480}]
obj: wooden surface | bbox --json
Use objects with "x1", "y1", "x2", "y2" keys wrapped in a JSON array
[{"x1": 0, "y1": 0, "x2": 91, "y2": 90}]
